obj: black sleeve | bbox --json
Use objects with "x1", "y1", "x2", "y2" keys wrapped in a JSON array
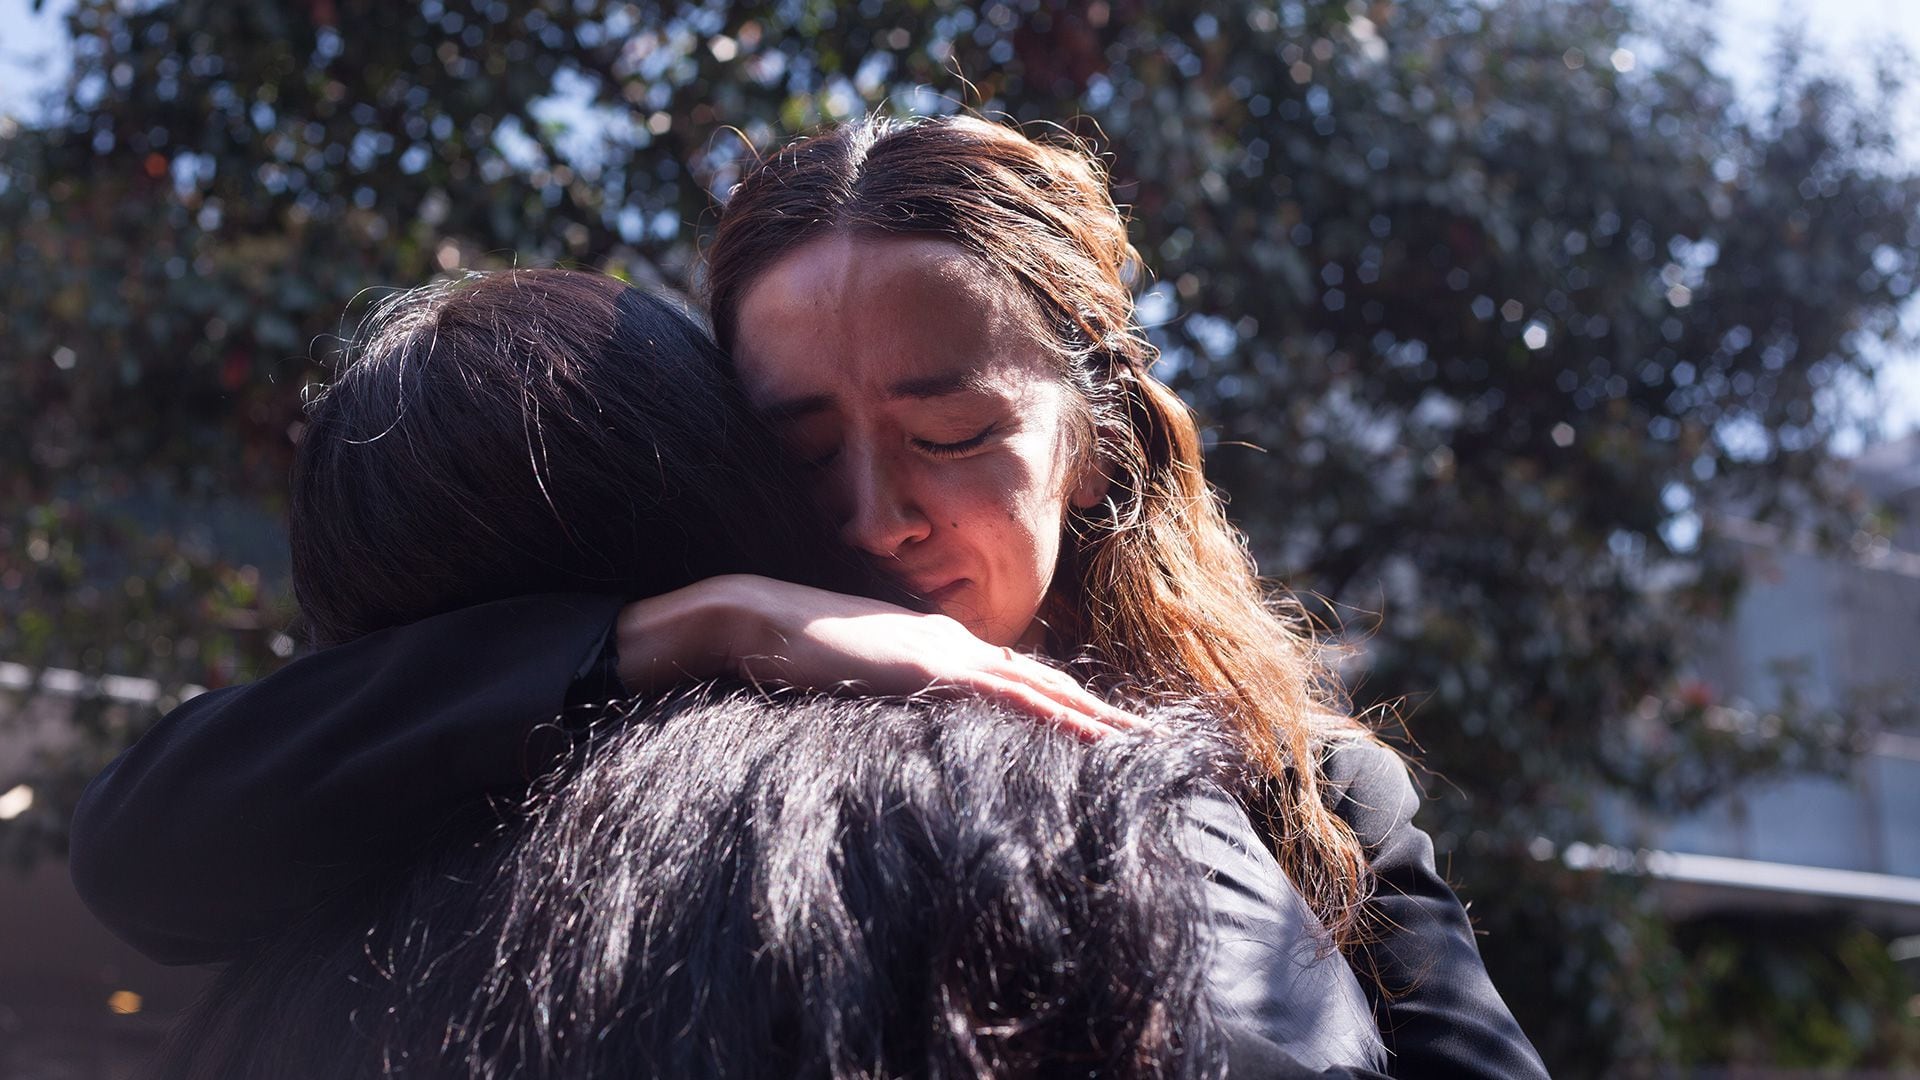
[
  {"x1": 1322, "y1": 741, "x2": 1552, "y2": 1080},
  {"x1": 69, "y1": 592, "x2": 626, "y2": 966},
  {"x1": 1179, "y1": 790, "x2": 1386, "y2": 1074},
  {"x1": 1221, "y1": 1027, "x2": 1399, "y2": 1079}
]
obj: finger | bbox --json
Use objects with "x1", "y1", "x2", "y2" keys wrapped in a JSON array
[
  {"x1": 1017, "y1": 666, "x2": 1151, "y2": 732},
  {"x1": 958, "y1": 672, "x2": 1124, "y2": 742},
  {"x1": 989, "y1": 651, "x2": 1152, "y2": 732}
]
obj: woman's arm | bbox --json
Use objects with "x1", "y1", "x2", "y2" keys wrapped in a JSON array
[
  {"x1": 71, "y1": 578, "x2": 1134, "y2": 965},
  {"x1": 70, "y1": 593, "x2": 627, "y2": 965},
  {"x1": 617, "y1": 574, "x2": 1139, "y2": 739},
  {"x1": 1322, "y1": 740, "x2": 1551, "y2": 1080}
]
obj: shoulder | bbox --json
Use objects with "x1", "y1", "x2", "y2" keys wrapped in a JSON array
[{"x1": 1312, "y1": 733, "x2": 1554, "y2": 1078}]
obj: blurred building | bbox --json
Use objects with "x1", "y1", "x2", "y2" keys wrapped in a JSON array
[
  {"x1": 0, "y1": 493, "x2": 282, "y2": 1074},
  {"x1": 1619, "y1": 433, "x2": 1920, "y2": 937},
  {"x1": 0, "y1": 672, "x2": 212, "y2": 1078}
]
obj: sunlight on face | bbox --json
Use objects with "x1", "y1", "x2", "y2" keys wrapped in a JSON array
[{"x1": 732, "y1": 234, "x2": 1101, "y2": 647}]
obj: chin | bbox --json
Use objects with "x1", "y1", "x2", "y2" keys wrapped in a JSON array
[
  {"x1": 962, "y1": 609, "x2": 1045, "y2": 651},
  {"x1": 932, "y1": 587, "x2": 1042, "y2": 649},
  {"x1": 934, "y1": 599, "x2": 1005, "y2": 647},
  {"x1": 946, "y1": 611, "x2": 1003, "y2": 645}
]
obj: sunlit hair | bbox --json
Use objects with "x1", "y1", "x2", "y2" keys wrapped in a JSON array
[
  {"x1": 705, "y1": 114, "x2": 1379, "y2": 952},
  {"x1": 149, "y1": 691, "x2": 1237, "y2": 1079}
]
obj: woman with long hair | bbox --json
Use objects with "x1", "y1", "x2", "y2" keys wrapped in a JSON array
[{"x1": 75, "y1": 115, "x2": 1544, "y2": 1078}]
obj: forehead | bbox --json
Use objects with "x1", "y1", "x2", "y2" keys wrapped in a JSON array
[{"x1": 730, "y1": 234, "x2": 1054, "y2": 406}]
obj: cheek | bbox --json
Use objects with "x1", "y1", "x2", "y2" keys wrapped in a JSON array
[
  {"x1": 934, "y1": 440, "x2": 1072, "y2": 570},
  {"x1": 928, "y1": 466, "x2": 1036, "y2": 541}
]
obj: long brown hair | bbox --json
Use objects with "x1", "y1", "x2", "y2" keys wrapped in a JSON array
[{"x1": 704, "y1": 115, "x2": 1379, "y2": 952}]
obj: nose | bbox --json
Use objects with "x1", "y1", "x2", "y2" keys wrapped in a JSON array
[{"x1": 833, "y1": 441, "x2": 932, "y2": 559}]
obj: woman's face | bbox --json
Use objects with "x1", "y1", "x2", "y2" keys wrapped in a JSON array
[{"x1": 732, "y1": 234, "x2": 1101, "y2": 647}]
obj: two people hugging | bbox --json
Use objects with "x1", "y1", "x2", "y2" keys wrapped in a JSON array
[{"x1": 75, "y1": 115, "x2": 1549, "y2": 1079}]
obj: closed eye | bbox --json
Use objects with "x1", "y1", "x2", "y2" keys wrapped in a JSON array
[{"x1": 913, "y1": 423, "x2": 998, "y2": 458}]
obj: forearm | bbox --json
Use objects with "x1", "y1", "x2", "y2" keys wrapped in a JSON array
[
  {"x1": 70, "y1": 593, "x2": 625, "y2": 964},
  {"x1": 1324, "y1": 741, "x2": 1550, "y2": 1079},
  {"x1": 70, "y1": 575, "x2": 1131, "y2": 965},
  {"x1": 611, "y1": 575, "x2": 763, "y2": 693}
]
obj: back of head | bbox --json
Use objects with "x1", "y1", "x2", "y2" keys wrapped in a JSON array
[
  {"x1": 291, "y1": 268, "x2": 860, "y2": 646},
  {"x1": 151, "y1": 693, "x2": 1237, "y2": 1079}
]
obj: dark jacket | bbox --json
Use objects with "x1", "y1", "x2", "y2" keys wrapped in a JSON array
[{"x1": 70, "y1": 593, "x2": 1547, "y2": 1079}]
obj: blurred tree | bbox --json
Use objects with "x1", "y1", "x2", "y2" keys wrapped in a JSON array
[
  {"x1": 1665, "y1": 914, "x2": 1920, "y2": 1067},
  {"x1": 2, "y1": 0, "x2": 1915, "y2": 1072}
]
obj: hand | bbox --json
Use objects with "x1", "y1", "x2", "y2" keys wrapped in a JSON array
[{"x1": 613, "y1": 575, "x2": 1144, "y2": 741}]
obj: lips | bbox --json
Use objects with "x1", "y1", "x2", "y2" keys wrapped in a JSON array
[{"x1": 908, "y1": 577, "x2": 969, "y2": 604}]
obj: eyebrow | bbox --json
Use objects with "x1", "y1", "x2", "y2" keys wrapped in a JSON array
[
  {"x1": 758, "y1": 369, "x2": 997, "y2": 425},
  {"x1": 888, "y1": 369, "x2": 996, "y2": 400}
]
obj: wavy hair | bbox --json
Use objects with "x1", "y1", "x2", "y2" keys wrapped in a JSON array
[{"x1": 704, "y1": 115, "x2": 1378, "y2": 952}]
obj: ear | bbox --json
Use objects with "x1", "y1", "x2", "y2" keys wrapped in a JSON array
[{"x1": 1070, "y1": 455, "x2": 1112, "y2": 511}]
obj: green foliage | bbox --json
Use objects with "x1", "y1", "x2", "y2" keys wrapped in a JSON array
[
  {"x1": 2, "y1": 0, "x2": 1917, "y2": 1072},
  {"x1": 1664, "y1": 915, "x2": 1920, "y2": 1068}
]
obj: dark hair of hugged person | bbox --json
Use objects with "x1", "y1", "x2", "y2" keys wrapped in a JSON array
[
  {"x1": 148, "y1": 690, "x2": 1247, "y2": 1079},
  {"x1": 288, "y1": 267, "x2": 874, "y2": 647}
]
